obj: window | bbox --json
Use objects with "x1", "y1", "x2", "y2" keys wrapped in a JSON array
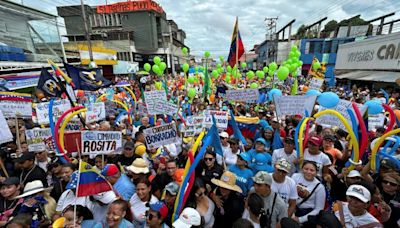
[{"x1": 323, "y1": 41, "x2": 332, "y2": 53}]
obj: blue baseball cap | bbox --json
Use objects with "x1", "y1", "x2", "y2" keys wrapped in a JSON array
[
  {"x1": 255, "y1": 138, "x2": 267, "y2": 146},
  {"x1": 238, "y1": 152, "x2": 251, "y2": 163},
  {"x1": 254, "y1": 153, "x2": 274, "y2": 172}
]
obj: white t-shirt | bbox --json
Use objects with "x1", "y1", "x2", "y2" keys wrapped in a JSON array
[
  {"x1": 130, "y1": 193, "x2": 158, "y2": 227},
  {"x1": 224, "y1": 148, "x2": 239, "y2": 167},
  {"x1": 303, "y1": 149, "x2": 332, "y2": 177},
  {"x1": 291, "y1": 173, "x2": 326, "y2": 223},
  {"x1": 272, "y1": 148, "x2": 297, "y2": 176},
  {"x1": 334, "y1": 202, "x2": 382, "y2": 228},
  {"x1": 217, "y1": 144, "x2": 231, "y2": 165},
  {"x1": 271, "y1": 175, "x2": 298, "y2": 205}
]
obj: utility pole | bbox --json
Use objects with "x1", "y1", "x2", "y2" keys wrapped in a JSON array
[
  {"x1": 80, "y1": 0, "x2": 94, "y2": 63},
  {"x1": 264, "y1": 17, "x2": 278, "y2": 65}
]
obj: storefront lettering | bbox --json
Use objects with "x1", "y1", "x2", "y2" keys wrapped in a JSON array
[
  {"x1": 347, "y1": 50, "x2": 374, "y2": 62},
  {"x1": 377, "y1": 43, "x2": 400, "y2": 60}
]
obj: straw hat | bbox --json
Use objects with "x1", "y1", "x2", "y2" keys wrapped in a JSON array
[
  {"x1": 126, "y1": 158, "x2": 150, "y2": 174},
  {"x1": 14, "y1": 180, "x2": 52, "y2": 199},
  {"x1": 211, "y1": 171, "x2": 242, "y2": 193}
]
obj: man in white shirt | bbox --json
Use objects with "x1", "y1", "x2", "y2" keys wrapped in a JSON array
[
  {"x1": 218, "y1": 131, "x2": 231, "y2": 165},
  {"x1": 35, "y1": 150, "x2": 51, "y2": 172},
  {"x1": 271, "y1": 158, "x2": 298, "y2": 217},
  {"x1": 334, "y1": 184, "x2": 382, "y2": 227},
  {"x1": 224, "y1": 138, "x2": 241, "y2": 167},
  {"x1": 272, "y1": 137, "x2": 297, "y2": 176}
]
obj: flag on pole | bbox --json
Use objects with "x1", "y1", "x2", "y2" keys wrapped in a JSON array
[
  {"x1": 228, "y1": 110, "x2": 247, "y2": 145},
  {"x1": 37, "y1": 68, "x2": 64, "y2": 97},
  {"x1": 73, "y1": 161, "x2": 112, "y2": 197},
  {"x1": 227, "y1": 17, "x2": 245, "y2": 67},
  {"x1": 65, "y1": 63, "x2": 111, "y2": 91}
]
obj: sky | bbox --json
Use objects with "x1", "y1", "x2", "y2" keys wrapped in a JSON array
[{"x1": 12, "y1": 0, "x2": 400, "y2": 58}]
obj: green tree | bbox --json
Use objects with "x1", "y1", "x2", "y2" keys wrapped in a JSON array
[{"x1": 296, "y1": 24, "x2": 307, "y2": 39}]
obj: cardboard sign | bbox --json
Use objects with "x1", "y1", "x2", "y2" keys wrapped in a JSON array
[
  {"x1": 138, "y1": 102, "x2": 148, "y2": 115},
  {"x1": 226, "y1": 89, "x2": 259, "y2": 103},
  {"x1": 316, "y1": 99, "x2": 365, "y2": 131},
  {"x1": 81, "y1": 131, "x2": 122, "y2": 154},
  {"x1": 85, "y1": 102, "x2": 106, "y2": 124},
  {"x1": 181, "y1": 116, "x2": 204, "y2": 136},
  {"x1": 308, "y1": 78, "x2": 324, "y2": 91},
  {"x1": 203, "y1": 110, "x2": 228, "y2": 130},
  {"x1": 274, "y1": 95, "x2": 317, "y2": 116},
  {"x1": 144, "y1": 90, "x2": 167, "y2": 115},
  {"x1": 143, "y1": 123, "x2": 179, "y2": 149},
  {"x1": 151, "y1": 99, "x2": 178, "y2": 115},
  {"x1": 25, "y1": 128, "x2": 53, "y2": 152},
  {"x1": 0, "y1": 110, "x2": 13, "y2": 144},
  {"x1": 0, "y1": 101, "x2": 32, "y2": 118},
  {"x1": 368, "y1": 114, "x2": 385, "y2": 131},
  {"x1": 35, "y1": 99, "x2": 71, "y2": 125},
  {"x1": 308, "y1": 57, "x2": 326, "y2": 79}
]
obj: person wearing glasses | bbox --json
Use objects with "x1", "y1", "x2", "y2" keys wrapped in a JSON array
[
  {"x1": 145, "y1": 201, "x2": 169, "y2": 228},
  {"x1": 186, "y1": 178, "x2": 215, "y2": 228},
  {"x1": 196, "y1": 150, "x2": 223, "y2": 190},
  {"x1": 379, "y1": 172, "x2": 400, "y2": 227}
]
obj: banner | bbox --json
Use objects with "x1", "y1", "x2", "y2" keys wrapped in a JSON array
[
  {"x1": 274, "y1": 95, "x2": 317, "y2": 116},
  {"x1": 0, "y1": 101, "x2": 32, "y2": 118},
  {"x1": 144, "y1": 90, "x2": 167, "y2": 115},
  {"x1": 0, "y1": 110, "x2": 13, "y2": 144},
  {"x1": 25, "y1": 128, "x2": 53, "y2": 152},
  {"x1": 151, "y1": 99, "x2": 178, "y2": 115},
  {"x1": 203, "y1": 110, "x2": 228, "y2": 130},
  {"x1": 181, "y1": 116, "x2": 204, "y2": 137},
  {"x1": 85, "y1": 102, "x2": 106, "y2": 124},
  {"x1": 308, "y1": 57, "x2": 326, "y2": 79},
  {"x1": 81, "y1": 131, "x2": 122, "y2": 154},
  {"x1": 368, "y1": 114, "x2": 385, "y2": 131},
  {"x1": 316, "y1": 99, "x2": 365, "y2": 131},
  {"x1": 308, "y1": 77, "x2": 324, "y2": 91},
  {"x1": 143, "y1": 123, "x2": 179, "y2": 149},
  {"x1": 138, "y1": 103, "x2": 148, "y2": 115},
  {"x1": 35, "y1": 99, "x2": 71, "y2": 125},
  {"x1": 226, "y1": 89, "x2": 259, "y2": 103}
]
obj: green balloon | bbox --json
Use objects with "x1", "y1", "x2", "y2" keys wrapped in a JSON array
[
  {"x1": 269, "y1": 62, "x2": 278, "y2": 71},
  {"x1": 286, "y1": 59, "x2": 293, "y2": 65},
  {"x1": 241, "y1": 62, "x2": 247, "y2": 69},
  {"x1": 250, "y1": 82, "x2": 259, "y2": 89},
  {"x1": 219, "y1": 56, "x2": 224, "y2": 62},
  {"x1": 298, "y1": 61, "x2": 303, "y2": 67},
  {"x1": 188, "y1": 76, "x2": 195, "y2": 84},
  {"x1": 277, "y1": 66, "x2": 290, "y2": 81},
  {"x1": 182, "y1": 63, "x2": 189, "y2": 73},
  {"x1": 266, "y1": 76, "x2": 272, "y2": 82},
  {"x1": 159, "y1": 62, "x2": 167, "y2": 71},
  {"x1": 289, "y1": 51, "x2": 296, "y2": 59},
  {"x1": 204, "y1": 51, "x2": 210, "y2": 58},
  {"x1": 312, "y1": 61, "x2": 321, "y2": 70},
  {"x1": 246, "y1": 71, "x2": 255, "y2": 80},
  {"x1": 268, "y1": 69, "x2": 274, "y2": 77},
  {"x1": 289, "y1": 63, "x2": 297, "y2": 73},
  {"x1": 194, "y1": 77, "x2": 199, "y2": 83},
  {"x1": 152, "y1": 64, "x2": 160, "y2": 74},
  {"x1": 226, "y1": 66, "x2": 232, "y2": 73},
  {"x1": 256, "y1": 70, "x2": 264, "y2": 79},
  {"x1": 199, "y1": 66, "x2": 204, "y2": 72},
  {"x1": 182, "y1": 47, "x2": 188, "y2": 55},
  {"x1": 217, "y1": 63, "x2": 222, "y2": 68},
  {"x1": 263, "y1": 66, "x2": 269, "y2": 73},
  {"x1": 225, "y1": 75, "x2": 231, "y2": 83},
  {"x1": 291, "y1": 45, "x2": 298, "y2": 51},
  {"x1": 155, "y1": 81, "x2": 162, "y2": 90},
  {"x1": 295, "y1": 50, "x2": 301, "y2": 58},
  {"x1": 218, "y1": 68, "x2": 223, "y2": 74},
  {"x1": 212, "y1": 70, "x2": 219, "y2": 78},
  {"x1": 144, "y1": 63, "x2": 151, "y2": 72},
  {"x1": 188, "y1": 88, "x2": 196, "y2": 99},
  {"x1": 153, "y1": 56, "x2": 161, "y2": 65}
]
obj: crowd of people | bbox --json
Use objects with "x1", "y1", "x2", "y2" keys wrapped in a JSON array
[{"x1": 0, "y1": 70, "x2": 400, "y2": 228}]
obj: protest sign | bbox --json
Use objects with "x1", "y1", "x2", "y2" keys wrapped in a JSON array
[
  {"x1": 203, "y1": 110, "x2": 228, "y2": 129},
  {"x1": 0, "y1": 101, "x2": 32, "y2": 118},
  {"x1": 308, "y1": 77, "x2": 324, "y2": 91},
  {"x1": 0, "y1": 110, "x2": 13, "y2": 144},
  {"x1": 81, "y1": 131, "x2": 122, "y2": 154},
  {"x1": 25, "y1": 128, "x2": 54, "y2": 152},
  {"x1": 65, "y1": 122, "x2": 81, "y2": 131},
  {"x1": 85, "y1": 102, "x2": 106, "y2": 124},
  {"x1": 274, "y1": 95, "x2": 317, "y2": 116},
  {"x1": 143, "y1": 123, "x2": 179, "y2": 149},
  {"x1": 308, "y1": 57, "x2": 326, "y2": 79},
  {"x1": 35, "y1": 99, "x2": 71, "y2": 125},
  {"x1": 138, "y1": 102, "x2": 148, "y2": 115},
  {"x1": 368, "y1": 114, "x2": 385, "y2": 131},
  {"x1": 226, "y1": 89, "x2": 259, "y2": 103},
  {"x1": 316, "y1": 99, "x2": 365, "y2": 131},
  {"x1": 181, "y1": 116, "x2": 204, "y2": 136},
  {"x1": 144, "y1": 90, "x2": 167, "y2": 115},
  {"x1": 151, "y1": 99, "x2": 178, "y2": 115}
]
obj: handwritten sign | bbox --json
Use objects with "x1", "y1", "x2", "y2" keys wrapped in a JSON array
[
  {"x1": 274, "y1": 95, "x2": 317, "y2": 116},
  {"x1": 81, "y1": 131, "x2": 122, "y2": 154},
  {"x1": 203, "y1": 110, "x2": 228, "y2": 129},
  {"x1": 0, "y1": 101, "x2": 32, "y2": 118},
  {"x1": 151, "y1": 99, "x2": 178, "y2": 115},
  {"x1": 226, "y1": 89, "x2": 259, "y2": 103},
  {"x1": 85, "y1": 102, "x2": 106, "y2": 124},
  {"x1": 0, "y1": 110, "x2": 13, "y2": 144},
  {"x1": 143, "y1": 123, "x2": 179, "y2": 149},
  {"x1": 368, "y1": 114, "x2": 385, "y2": 131},
  {"x1": 316, "y1": 99, "x2": 365, "y2": 131},
  {"x1": 144, "y1": 90, "x2": 167, "y2": 115},
  {"x1": 138, "y1": 103, "x2": 148, "y2": 115},
  {"x1": 308, "y1": 77, "x2": 324, "y2": 91},
  {"x1": 35, "y1": 99, "x2": 71, "y2": 125},
  {"x1": 181, "y1": 116, "x2": 204, "y2": 136},
  {"x1": 25, "y1": 128, "x2": 54, "y2": 152}
]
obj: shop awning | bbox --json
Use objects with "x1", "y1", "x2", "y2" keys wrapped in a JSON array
[{"x1": 336, "y1": 70, "x2": 400, "y2": 82}]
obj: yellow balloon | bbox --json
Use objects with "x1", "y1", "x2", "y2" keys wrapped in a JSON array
[
  {"x1": 370, "y1": 128, "x2": 400, "y2": 172},
  {"x1": 298, "y1": 117, "x2": 311, "y2": 163},
  {"x1": 123, "y1": 86, "x2": 137, "y2": 109},
  {"x1": 96, "y1": 94, "x2": 106, "y2": 102},
  {"x1": 59, "y1": 108, "x2": 87, "y2": 152}
]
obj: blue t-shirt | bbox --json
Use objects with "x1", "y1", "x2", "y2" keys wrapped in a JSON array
[
  {"x1": 114, "y1": 174, "x2": 135, "y2": 201},
  {"x1": 229, "y1": 165, "x2": 254, "y2": 195}
]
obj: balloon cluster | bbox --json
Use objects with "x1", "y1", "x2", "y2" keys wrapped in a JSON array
[
  {"x1": 278, "y1": 45, "x2": 303, "y2": 80},
  {"x1": 143, "y1": 56, "x2": 167, "y2": 76}
]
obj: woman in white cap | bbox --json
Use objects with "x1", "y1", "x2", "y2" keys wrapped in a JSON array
[{"x1": 172, "y1": 207, "x2": 201, "y2": 228}]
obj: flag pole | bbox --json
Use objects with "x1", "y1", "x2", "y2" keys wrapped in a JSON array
[
  {"x1": 73, "y1": 139, "x2": 82, "y2": 226},
  {"x1": 235, "y1": 17, "x2": 239, "y2": 88}
]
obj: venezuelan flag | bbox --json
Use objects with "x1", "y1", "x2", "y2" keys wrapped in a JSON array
[
  {"x1": 76, "y1": 161, "x2": 112, "y2": 197},
  {"x1": 227, "y1": 17, "x2": 245, "y2": 67},
  {"x1": 227, "y1": 116, "x2": 259, "y2": 139}
]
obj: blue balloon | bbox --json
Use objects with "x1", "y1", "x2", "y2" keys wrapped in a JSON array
[
  {"x1": 268, "y1": 89, "x2": 282, "y2": 101},
  {"x1": 317, "y1": 92, "x2": 339, "y2": 108},
  {"x1": 305, "y1": 89, "x2": 321, "y2": 97},
  {"x1": 364, "y1": 100, "x2": 383, "y2": 115}
]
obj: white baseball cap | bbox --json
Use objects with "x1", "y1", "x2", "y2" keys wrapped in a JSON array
[
  {"x1": 172, "y1": 207, "x2": 201, "y2": 228},
  {"x1": 346, "y1": 184, "x2": 370, "y2": 203},
  {"x1": 347, "y1": 170, "x2": 362, "y2": 178},
  {"x1": 219, "y1": 131, "x2": 229, "y2": 139}
]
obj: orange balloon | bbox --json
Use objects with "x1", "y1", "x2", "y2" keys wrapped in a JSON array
[
  {"x1": 76, "y1": 90, "x2": 84, "y2": 98},
  {"x1": 209, "y1": 94, "x2": 215, "y2": 103},
  {"x1": 302, "y1": 86, "x2": 309, "y2": 92},
  {"x1": 394, "y1": 109, "x2": 400, "y2": 121}
]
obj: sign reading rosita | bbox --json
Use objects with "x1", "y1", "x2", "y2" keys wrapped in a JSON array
[
  {"x1": 143, "y1": 123, "x2": 179, "y2": 149},
  {"x1": 97, "y1": 1, "x2": 164, "y2": 14},
  {"x1": 81, "y1": 131, "x2": 122, "y2": 154}
]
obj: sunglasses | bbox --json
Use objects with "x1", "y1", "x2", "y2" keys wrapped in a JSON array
[
  {"x1": 35, "y1": 151, "x2": 44, "y2": 155},
  {"x1": 146, "y1": 211, "x2": 158, "y2": 220},
  {"x1": 195, "y1": 191, "x2": 205, "y2": 197},
  {"x1": 382, "y1": 180, "x2": 398, "y2": 187},
  {"x1": 204, "y1": 157, "x2": 214, "y2": 161}
]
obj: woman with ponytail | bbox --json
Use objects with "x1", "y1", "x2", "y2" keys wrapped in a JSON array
[{"x1": 244, "y1": 192, "x2": 269, "y2": 228}]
